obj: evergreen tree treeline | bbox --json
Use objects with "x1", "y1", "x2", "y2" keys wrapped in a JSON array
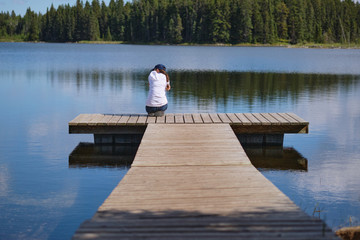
[{"x1": 1, "y1": 0, "x2": 360, "y2": 44}]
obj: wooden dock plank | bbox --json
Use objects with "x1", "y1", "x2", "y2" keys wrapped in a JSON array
[
  {"x1": 244, "y1": 113, "x2": 261, "y2": 125},
  {"x1": 156, "y1": 115, "x2": 165, "y2": 124},
  {"x1": 118, "y1": 115, "x2": 130, "y2": 125},
  {"x1": 209, "y1": 113, "x2": 222, "y2": 123},
  {"x1": 287, "y1": 112, "x2": 308, "y2": 124},
  {"x1": 70, "y1": 114, "x2": 95, "y2": 126},
  {"x1": 127, "y1": 115, "x2": 139, "y2": 125},
  {"x1": 278, "y1": 113, "x2": 299, "y2": 125},
  {"x1": 73, "y1": 123, "x2": 335, "y2": 240},
  {"x1": 269, "y1": 113, "x2": 290, "y2": 124},
  {"x1": 96, "y1": 114, "x2": 113, "y2": 126},
  {"x1": 200, "y1": 113, "x2": 212, "y2": 123},
  {"x1": 136, "y1": 115, "x2": 147, "y2": 125},
  {"x1": 218, "y1": 113, "x2": 232, "y2": 123},
  {"x1": 252, "y1": 113, "x2": 271, "y2": 125},
  {"x1": 192, "y1": 113, "x2": 203, "y2": 124},
  {"x1": 146, "y1": 116, "x2": 156, "y2": 124},
  {"x1": 87, "y1": 114, "x2": 105, "y2": 126},
  {"x1": 165, "y1": 114, "x2": 175, "y2": 124},
  {"x1": 184, "y1": 114, "x2": 194, "y2": 123},
  {"x1": 175, "y1": 114, "x2": 185, "y2": 123},
  {"x1": 226, "y1": 113, "x2": 241, "y2": 124},
  {"x1": 69, "y1": 114, "x2": 91, "y2": 126},
  {"x1": 107, "y1": 115, "x2": 121, "y2": 126},
  {"x1": 261, "y1": 113, "x2": 281, "y2": 125},
  {"x1": 235, "y1": 113, "x2": 252, "y2": 125}
]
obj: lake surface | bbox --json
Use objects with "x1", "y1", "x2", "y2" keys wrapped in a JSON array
[{"x1": 1, "y1": 42, "x2": 360, "y2": 239}]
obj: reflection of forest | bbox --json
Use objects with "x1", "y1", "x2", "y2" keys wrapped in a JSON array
[
  {"x1": 244, "y1": 146, "x2": 308, "y2": 171},
  {"x1": 54, "y1": 69, "x2": 359, "y2": 105}
]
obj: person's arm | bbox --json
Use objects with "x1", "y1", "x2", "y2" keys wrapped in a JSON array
[{"x1": 166, "y1": 81, "x2": 171, "y2": 91}]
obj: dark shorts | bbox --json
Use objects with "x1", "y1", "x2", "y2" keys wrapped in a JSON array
[{"x1": 146, "y1": 104, "x2": 168, "y2": 114}]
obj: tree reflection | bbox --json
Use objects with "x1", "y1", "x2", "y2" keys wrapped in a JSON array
[{"x1": 52, "y1": 69, "x2": 359, "y2": 108}]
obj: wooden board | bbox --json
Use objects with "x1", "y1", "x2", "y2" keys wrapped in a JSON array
[
  {"x1": 235, "y1": 113, "x2": 252, "y2": 125},
  {"x1": 209, "y1": 113, "x2": 222, "y2": 123},
  {"x1": 69, "y1": 113, "x2": 309, "y2": 134},
  {"x1": 200, "y1": 113, "x2": 212, "y2": 123},
  {"x1": 192, "y1": 113, "x2": 203, "y2": 124},
  {"x1": 73, "y1": 123, "x2": 335, "y2": 240},
  {"x1": 243, "y1": 113, "x2": 261, "y2": 125},
  {"x1": 184, "y1": 114, "x2": 194, "y2": 124}
]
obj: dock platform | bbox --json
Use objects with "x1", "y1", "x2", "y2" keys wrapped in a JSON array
[
  {"x1": 71, "y1": 121, "x2": 337, "y2": 239},
  {"x1": 69, "y1": 113, "x2": 309, "y2": 146}
]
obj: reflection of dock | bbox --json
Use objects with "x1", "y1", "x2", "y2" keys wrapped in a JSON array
[
  {"x1": 70, "y1": 119, "x2": 337, "y2": 239},
  {"x1": 69, "y1": 143, "x2": 138, "y2": 168},
  {"x1": 244, "y1": 146, "x2": 308, "y2": 171}
]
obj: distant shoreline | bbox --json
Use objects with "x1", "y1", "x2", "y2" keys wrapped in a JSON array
[{"x1": 2, "y1": 39, "x2": 360, "y2": 49}]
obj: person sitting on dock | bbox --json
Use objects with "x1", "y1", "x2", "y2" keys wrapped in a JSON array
[{"x1": 146, "y1": 64, "x2": 171, "y2": 117}]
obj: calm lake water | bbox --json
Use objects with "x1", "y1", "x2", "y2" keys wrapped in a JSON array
[{"x1": 1, "y1": 42, "x2": 360, "y2": 239}]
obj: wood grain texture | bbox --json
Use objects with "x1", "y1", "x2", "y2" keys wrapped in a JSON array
[{"x1": 73, "y1": 123, "x2": 335, "y2": 240}]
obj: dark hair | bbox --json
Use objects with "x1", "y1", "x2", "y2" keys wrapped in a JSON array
[{"x1": 159, "y1": 69, "x2": 170, "y2": 83}]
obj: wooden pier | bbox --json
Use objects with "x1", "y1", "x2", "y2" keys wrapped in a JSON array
[
  {"x1": 69, "y1": 113, "x2": 309, "y2": 146},
  {"x1": 70, "y1": 114, "x2": 337, "y2": 239}
]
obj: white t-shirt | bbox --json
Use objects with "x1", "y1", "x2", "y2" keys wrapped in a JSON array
[{"x1": 146, "y1": 71, "x2": 168, "y2": 107}]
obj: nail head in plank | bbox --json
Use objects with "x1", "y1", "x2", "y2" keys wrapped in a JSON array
[
  {"x1": 226, "y1": 113, "x2": 241, "y2": 124},
  {"x1": 218, "y1": 113, "x2": 232, "y2": 123},
  {"x1": 192, "y1": 113, "x2": 203, "y2": 124},
  {"x1": 200, "y1": 113, "x2": 212, "y2": 123},
  {"x1": 184, "y1": 114, "x2": 194, "y2": 124}
]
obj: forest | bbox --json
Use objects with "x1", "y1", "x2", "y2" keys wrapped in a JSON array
[{"x1": 0, "y1": 0, "x2": 360, "y2": 45}]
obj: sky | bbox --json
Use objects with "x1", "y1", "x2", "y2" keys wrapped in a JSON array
[{"x1": 0, "y1": 0, "x2": 128, "y2": 16}]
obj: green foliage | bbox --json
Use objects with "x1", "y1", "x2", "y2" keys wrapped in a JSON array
[{"x1": 0, "y1": 0, "x2": 360, "y2": 44}]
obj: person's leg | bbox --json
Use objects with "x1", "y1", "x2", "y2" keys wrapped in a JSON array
[
  {"x1": 154, "y1": 104, "x2": 168, "y2": 117},
  {"x1": 147, "y1": 104, "x2": 168, "y2": 117},
  {"x1": 146, "y1": 106, "x2": 156, "y2": 116}
]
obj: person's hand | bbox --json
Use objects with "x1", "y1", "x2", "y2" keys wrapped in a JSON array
[{"x1": 166, "y1": 84, "x2": 171, "y2": 91}]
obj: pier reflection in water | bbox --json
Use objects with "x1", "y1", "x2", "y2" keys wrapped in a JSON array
[
  {"x1": 244, "y1": 146, "x2": 308, "y2": 172},
  {"x1": 69, "y1": 143, "x2": 139, "y2": 169}
]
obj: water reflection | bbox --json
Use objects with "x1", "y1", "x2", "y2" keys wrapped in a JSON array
[
  {"x1": 69, "y1": 143, "x2": 138, "y2": 169},
  {"x1": 51, "y1": 69, "x2": 360, "y2": 107},
  {"x1": 244, "y1": 146, "x2": 308, "y2": 172}
]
